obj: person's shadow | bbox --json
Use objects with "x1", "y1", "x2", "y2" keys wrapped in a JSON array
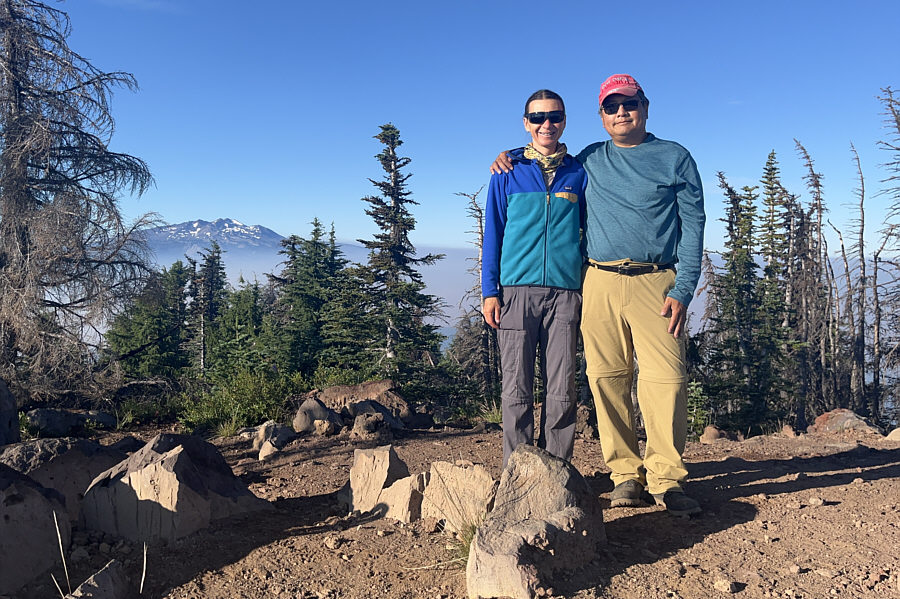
[{"x1": 560, "y1": 443, "x2": 900, "y2": 595}]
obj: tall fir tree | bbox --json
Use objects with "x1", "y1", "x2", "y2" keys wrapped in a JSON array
[
  {"x1": 186, "y1": 241, "x2": 228, "y2": 375},
  {"x1": 356, "y1": 124, "x2": 444, "y2": 383},
  {"x1": 106, "y1": 260, "x2": 190, "y2": 379},
  {"x1": 265, "y1": 219, "x2": 346, "y2": 379}
]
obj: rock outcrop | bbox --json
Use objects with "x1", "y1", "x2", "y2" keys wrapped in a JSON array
[
  {"x1": 292, "y1": 397, "x2": 343, "y2": 434},
  {"x1": 466, "y1": 445, "x2": 606, "y2": 599},
  {"x1": 81, "y1": 434, "x2": 271, "y2": 544},
  {"x1": 807, "y1": 409, "x2": 883, "y2": 435},
  {"x1": 344, "y1": 445, "x2": 410, "y2": 514},
  {"x1": 65, "y1": 559, "x2": 131, "y2": 598}
]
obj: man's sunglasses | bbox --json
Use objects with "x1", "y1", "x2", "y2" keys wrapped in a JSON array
[
  {"x1": 525, "y1": 110, "x2": 565, "y2": 125},
  {"x1": 601, "y1": 99, "x2": 642, "y2": 115}
]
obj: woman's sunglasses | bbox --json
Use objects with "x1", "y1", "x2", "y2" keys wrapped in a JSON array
[{"x1": 525, "y1": 111, "x2": 565, "y2": 125}]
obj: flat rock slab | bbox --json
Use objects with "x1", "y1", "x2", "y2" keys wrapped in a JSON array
[
  {"x1": 466, "y1": 445, "x2": 606, "y2": 599},
  {"x1": 81, "y1": 433, "x2": 271, "y2": 544},
  {"x1": 421, "y1": 460, "x2": 496, "y2": 534},
  {"x1": 0, "y1": 463, "x2": 70, "y2": 595}
]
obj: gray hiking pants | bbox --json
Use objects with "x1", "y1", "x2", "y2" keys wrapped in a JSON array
[{"x1": 497, "y1": 286, "x2": 581, "y2": 467}]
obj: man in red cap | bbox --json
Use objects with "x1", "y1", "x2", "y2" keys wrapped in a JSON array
[{"x1": 492, "y1": 74, "x2": 705, "y2": 516}]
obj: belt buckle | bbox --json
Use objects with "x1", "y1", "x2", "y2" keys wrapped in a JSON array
[{"x1": 617, "y1": 262, "x2": 639, "y2": 275}]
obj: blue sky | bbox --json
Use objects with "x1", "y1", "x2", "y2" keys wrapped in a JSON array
[{"x1": 62, "y1": 0, "x2": 899, "y2": 254}]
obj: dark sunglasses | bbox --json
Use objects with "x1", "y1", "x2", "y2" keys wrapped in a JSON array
[
  {"x1": 601, "y1": 99, "x2": 642, "y2": 115},
  {"x1": 525, "y1": 110, "x2": 565, "y2": 125}
]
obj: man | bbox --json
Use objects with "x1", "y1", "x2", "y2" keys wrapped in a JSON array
[{"x1": 492, "y1": 74, "x2": 705, "y2": 516}]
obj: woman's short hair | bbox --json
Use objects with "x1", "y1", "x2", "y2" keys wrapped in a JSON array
[{"x1": 524, "y1": 89, "x2": 565, "y2": 115}]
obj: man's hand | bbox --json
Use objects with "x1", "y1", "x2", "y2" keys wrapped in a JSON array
[
  {"x1": 483, "y1": 296, "x2": 502, "y2": 329},
  {"x1": 660, "y1": 296, "x2": 687, "y2": 338},
  {"x1": 489, "y1": 151, "x2": 514, "y2": 175}
]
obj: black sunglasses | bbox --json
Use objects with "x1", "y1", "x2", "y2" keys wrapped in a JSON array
[
  {"x1": 601, "y1": 99, "x2": 642, "y2": 115},
  {"x1": 525, "y1": 110, "x2": 565, "y2": 125}
]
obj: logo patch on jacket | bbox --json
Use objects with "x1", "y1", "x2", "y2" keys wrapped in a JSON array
[{"x1": 555, "y1": 192, "x2": 579, "y2": 203}]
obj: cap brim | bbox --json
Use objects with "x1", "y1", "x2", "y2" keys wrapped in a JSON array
[{"x1": 600, "y1": 86, "x2": 639, "y2": 104}]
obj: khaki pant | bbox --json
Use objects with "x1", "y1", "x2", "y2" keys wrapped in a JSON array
[{"x1": 581, "y1": 260, "x2": 688, "y2": 494}]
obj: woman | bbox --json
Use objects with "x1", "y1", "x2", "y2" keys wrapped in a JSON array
[{"x1": 481, "y1": 89, "x2": 587, "y2": 467}]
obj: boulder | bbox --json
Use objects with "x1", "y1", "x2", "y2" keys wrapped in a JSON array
[
  {"x1": 350, "y1": 399, "x2": 405, "y2": 430},
  {"x1": 344, "y1": 445, "x2": 410, "y2": 514},
  {"x1": 466, "y1": 445, "x2": 606, "y2": 599},
  {"x1": 886, "y1": 427, "x2": 900, "y2": 441},
  {"x1": 421, "y1": 460, "x2": 496, "y2": 534},
  {"x1": 313, "y1": 379, "x2": 414, "y2": 424},
  {"x1": 575, "y1": 403, "x2": 598, "y2": 439},
  {"x1": 350, "y1": 412, "x2": 393, "y2": 443},
  {"x1": 25, "y1": 408, "x2": 87, "y2": 437},
  {"x1": 292, "y1": 397, "x2": 343, "y2": 434},
  {"x1": 807, "y1": 409, "x2": 882, "y2": 435},
  {"x1": 700, "y1": 425, "x2": 726, "y2": 444},
  {"x1": 81, "y1": 433, "x2": 271, "y2": 544},
  {"x1": 0, "y1": 464, "x2": 70, "y2": 596},
  {"x1": 0, "y1": 438, "x2": 127, "y2": 522},
  {"x1": 252, "y1": 420, "x2": 297, "y2": 458},
  {"x1": 314, "y1": 419, "x2": 338, "y2": 436},
  {"x1": 66, "y1": 559, "x2": 130, "y2": 598},
  {"x1": 0, "y1": 378, "x2": 19, "y2": 446},
  {"x1": 379, "y1": 472, "x2": 430, "y2": 523}
]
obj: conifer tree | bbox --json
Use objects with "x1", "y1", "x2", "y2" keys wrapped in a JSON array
[
  {"x1": 106, "y1": 261, "x2": 190, "y2": 379},
  {"x1": 265, "y1": 219, "x2": 346, "y2": 379},
  {"x1": 357, "y1": 124, "x2": 444, "y2": 383},
  {"x1": 186, "y1": 242, "x2": 228, "y2": 375}
]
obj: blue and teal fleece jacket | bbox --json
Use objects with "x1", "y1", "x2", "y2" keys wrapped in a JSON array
[{"x1": 482, "y1": 149, "x2": 587, "y2": 299}]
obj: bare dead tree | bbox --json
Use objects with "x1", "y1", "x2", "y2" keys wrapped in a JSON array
[{"x1": 0, "y1": 1, "x2": 156, "y2": 397}]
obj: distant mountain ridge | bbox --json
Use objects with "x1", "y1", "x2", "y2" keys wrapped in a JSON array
[{"x1": 142, "y1": 218, "x2": 473, "y2": 319}]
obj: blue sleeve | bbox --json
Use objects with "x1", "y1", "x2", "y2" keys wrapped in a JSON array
[
  {"x1": 668, "y1": 152, "x2": 706, "y2": 306},
  {"x1": 482, "y1": 172, "x2": 508, "y2": 298}
]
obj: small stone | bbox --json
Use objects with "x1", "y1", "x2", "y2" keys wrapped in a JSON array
[
  {"x1": 98, "y1": 542, "x2": 111, "y2": 554},
  {"x1": 815, "y1": 568, "x2": 837, "y2": 579},
  {"x1": 324, "y1": 535, "x2": 341, "y2": 550},
  {"x1": 714, "y1": 576, "x2": 737, "y2": 593},
  {"x1": 788, "y1": 564, "x2": 801, "y2": 575},
  {"x1": 808, "y1": 496, "x2": 825, "y2": 506}
]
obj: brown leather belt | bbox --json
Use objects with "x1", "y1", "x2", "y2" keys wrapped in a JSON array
[{"x1": 588, "y1": 262, "x2": 675, "y2": 276}]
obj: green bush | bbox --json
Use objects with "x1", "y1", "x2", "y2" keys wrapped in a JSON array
[
  {"x1": 686, "y1": 380, "x2": 710, "y2": 441},
  {"x1": 177, "y1": 368, "x2": 301, "y2": 434}
]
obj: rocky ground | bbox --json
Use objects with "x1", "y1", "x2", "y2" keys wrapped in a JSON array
[{"x1": 14, "y1": 423, "x2": 900, "y2": 599}]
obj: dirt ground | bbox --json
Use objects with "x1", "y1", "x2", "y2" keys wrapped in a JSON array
[{"x1": 15, "y1": 422, "x2": 900, "y2": 599}]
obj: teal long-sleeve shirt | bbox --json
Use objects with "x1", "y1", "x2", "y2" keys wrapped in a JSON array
[{"x1": 576, "y1": 133, "x2": 705, "y2": 307}]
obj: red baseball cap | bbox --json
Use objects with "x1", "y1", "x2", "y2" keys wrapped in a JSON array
[{"x1": 599, "y1": 74, "x2": 643, "y2": 106}]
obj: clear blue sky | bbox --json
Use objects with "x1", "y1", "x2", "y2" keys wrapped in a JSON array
[{"x1": 62, "y1": 0, "x2": 899, "y2": 254}]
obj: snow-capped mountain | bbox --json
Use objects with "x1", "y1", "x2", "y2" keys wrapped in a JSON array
[{"x1": 142, "y1": 219, "x2": 473, "y2": 319}]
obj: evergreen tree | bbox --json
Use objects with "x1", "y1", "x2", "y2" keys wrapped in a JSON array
[
  {"x1": 186, "y1": 242, "x2": 228, "y2": 375},
  {"x1": 209, "y1": 277, "x2": 264, "y2": 377},
  {"x1": 703, "y1": 174, "x2": 766, "y2": 427},
  {"x1": 265, "y1": 219, "x2": 346, "y2": 379},
  {"x1": 356, "y1": 124, "x2": 444, "y2": 383},
  {"x1": 106, "y1": 261, "x2": 190, "y2": 379}
]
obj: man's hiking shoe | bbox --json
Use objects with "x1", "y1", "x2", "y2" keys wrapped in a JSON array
[
  {"x1": 652, "y1": 490, "x2": 702, "y2": 516},
  {"x1": 609, "y1": 480, "x2": 646, "y2": 507}
]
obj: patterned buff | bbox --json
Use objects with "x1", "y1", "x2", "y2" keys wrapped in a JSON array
[{"x1": 524, "y1": 142, "x2": 568, "y2": 187}]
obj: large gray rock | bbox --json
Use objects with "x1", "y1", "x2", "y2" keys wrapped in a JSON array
[
  {"x1": 350, "y1": 412, "x2": 393, "y2": 443},
  {"x1": 81, "y1": 434, "x2": 271, "y2": 544},
  {"x1": 312, "y1": 379, "x2": 414, "y2": 425},
  {"x1": 0, "y1": 438, "x2": 127, "y2": 522},
  {"x1": 65, "y1": 559, "x2": 131, "y2": 598},
  {"x1": 0, "y1": 378, "x2": 19, "y2": 446},
  {"x1": 252, "y1": 420, "x2": 297, "y2": 461},
  {"x1": 345, "y1": 445, "x2": 410, "y2": 514},
  {"x1": 466, "y1": 445, "x2": 606, "y2": 599},
  {"x1": 292, "y1": 397, "x2": 343, "y2": 434},
  {"x1": 807, "y1": 408, "x2": 883, "y2": 435},
  {"x1": 0, "y1": 464, "x2": 71, "y2": 595},
  {"x1": 421, "y1": 460, "x2": 496, "y2": 534}
]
